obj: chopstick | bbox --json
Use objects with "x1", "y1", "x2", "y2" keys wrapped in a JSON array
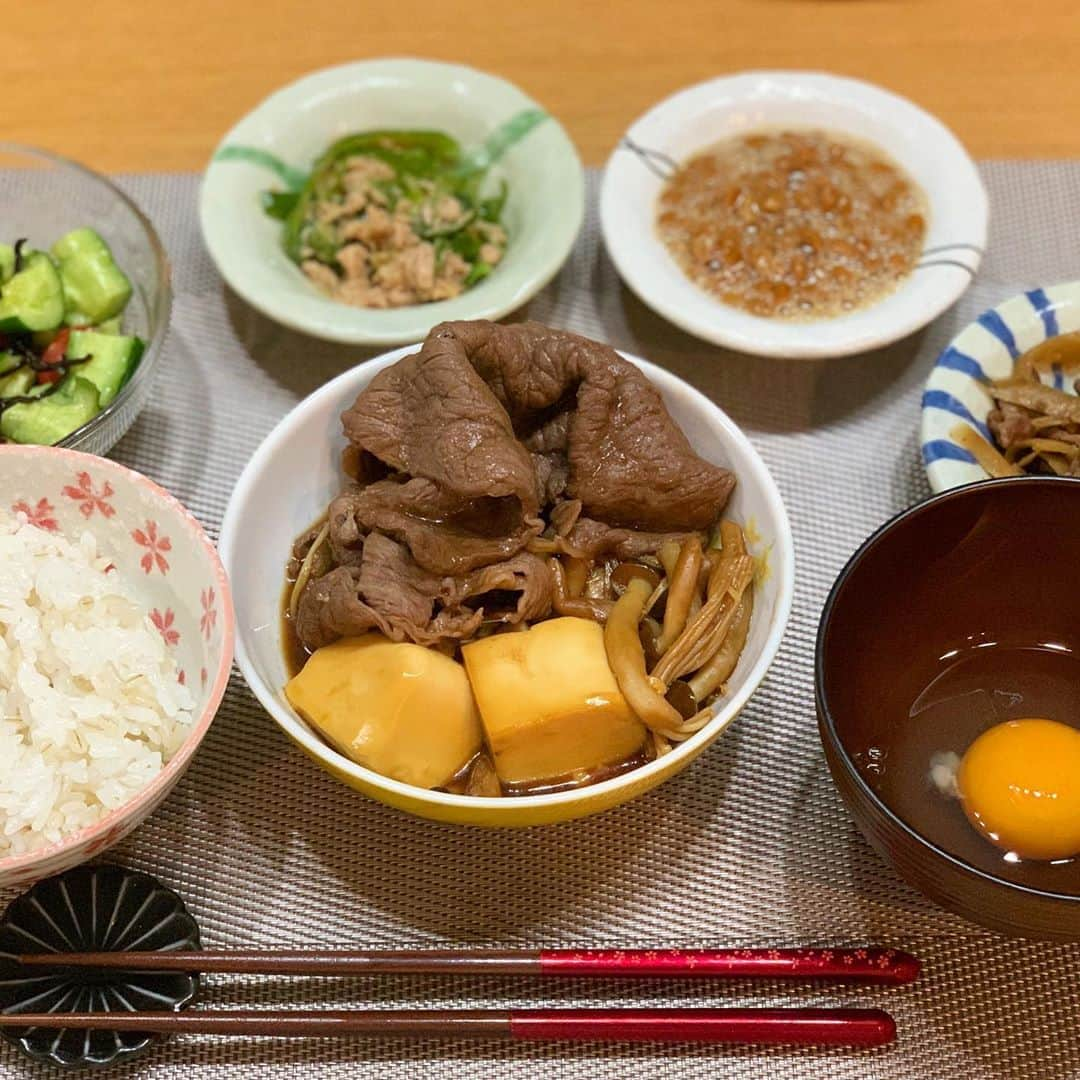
[
  {"x1": 16, "y1": 947, "x2": 919, "y2": 985},
  {"x1": 0, "y1": 1007, "x2": 897, "y2": 1046}
]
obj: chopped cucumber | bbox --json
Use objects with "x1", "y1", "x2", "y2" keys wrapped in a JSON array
[
  {"x1": 95, "y1": 315, "x2": 124, "y2": 334},
  {"x1": 0, "y1": 351, "x2": 20, "y2": 376},
  {"x1": 67, "y1": 330, "x2": 144, "y2": 407},
  {"x1": 0, "y1": 375, "x2": 100, "y2": 445},
  {"x1": 0, "y1": 367, "x2": 33, "y2": 398},
  {"x1": 51, "y1": 228, "x2": 132, "y2": 325},
  {"x1": 0, "y1": 252, "x2": 65, "y2": 333},
  {"x1": 0, "y1": 243, "x2": 14, "y2": 284}
]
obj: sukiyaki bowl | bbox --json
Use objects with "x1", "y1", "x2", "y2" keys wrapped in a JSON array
[{"x1": 221, "y1": 321, "x2": 793, "y2": 826}]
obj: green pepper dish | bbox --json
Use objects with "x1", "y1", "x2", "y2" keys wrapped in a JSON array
[{"x1": 218, "y1": 110, "x2": 546, "y2": 309}]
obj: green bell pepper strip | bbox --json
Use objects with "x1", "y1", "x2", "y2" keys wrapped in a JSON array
[
  {"x1": 281, "y1": 130, "x2": 463, "y2": 263},
  {"x1": 219, "y1": 112, "x2": 548, "y2": 266}
]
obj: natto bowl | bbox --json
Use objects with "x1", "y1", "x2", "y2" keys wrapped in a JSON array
[
  {"x1": 220, "y1": 344, "x2": 794, "y2": 827},
  {"x1": 816, "y1": 477, "x2": 1080, "y2": 939},
  {"x1": 601, "y1": 71, "x2": 987, "y2": 359},
  {"x1": 0, "y1": 447, "x2": 234, "y2": 890}
]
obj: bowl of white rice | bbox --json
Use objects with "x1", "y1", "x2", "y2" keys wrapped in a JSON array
[{"x1": 0, "y1": 446, "x2": 233, "y2": 890}]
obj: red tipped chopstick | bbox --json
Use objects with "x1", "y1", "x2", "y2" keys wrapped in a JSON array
[
  {"x1": 17, "y1": 947, "x2": 919, "y2": 985},
  {"x1": 0, "y1": 1007, "x2": 897, "y2": 1046}
]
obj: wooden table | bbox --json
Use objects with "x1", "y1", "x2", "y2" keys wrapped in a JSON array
[{"x1": 8, "y1": 0, "x2": 1080, "y2": 171}]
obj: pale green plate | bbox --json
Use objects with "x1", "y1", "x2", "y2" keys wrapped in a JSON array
[{"x1": 199, "y1": 58, "x2": 584, "y2": 345}]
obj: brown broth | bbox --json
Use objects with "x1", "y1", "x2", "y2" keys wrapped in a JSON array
[
  {"x1": 859, "y1": 643, "x2": 1080, "y2": 891},
  {"x1": 280, "y1": 538, "x2": 656, "y2": 799},
  {"x1": 443, "y1": 745, "x2": 655, "y2": 799},
  {"x1": 657, "y1": 129, "x2": 927, "y2": 320},
  {"x1": 281, "y1": 584, "x2": 309, "y2": 680}
]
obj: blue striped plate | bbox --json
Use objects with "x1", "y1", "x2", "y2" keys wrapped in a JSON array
[{"x1": 920, "y1": 281, "x2": 1080, "y2": 492}]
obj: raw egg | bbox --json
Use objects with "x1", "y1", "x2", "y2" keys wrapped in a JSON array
[{"x1": 957, "y1": 718, "x2": 1080, "y2": 862}]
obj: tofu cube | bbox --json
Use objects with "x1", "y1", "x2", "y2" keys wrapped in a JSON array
[
  {"x1": 462, "y1": 617, "x2": 647, "y2": 787},
  {"x1": 285, "y1": 634, "x2": 483, "y2": 790}
]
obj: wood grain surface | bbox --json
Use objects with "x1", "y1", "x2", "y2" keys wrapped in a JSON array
[{"x1": 6, "y1": 1, "x2": 1080, "y2": 171}]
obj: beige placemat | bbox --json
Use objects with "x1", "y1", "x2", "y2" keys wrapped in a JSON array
[{"x1": 3, "y1": 163, "x2": 1080, "y2": 1080}]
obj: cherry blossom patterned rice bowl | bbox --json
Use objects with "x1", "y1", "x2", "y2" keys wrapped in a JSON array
[{"x1": 0, "y1": 446, "x2": 234, "y2": 890}]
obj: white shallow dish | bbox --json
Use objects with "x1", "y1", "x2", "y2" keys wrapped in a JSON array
[
  {"x1": 200, "y1": 59, "x2": 584, "y2": 345},
  {"x1": 921, "y1": 281, "x2": 1080, "y2": 492},
  {"x1": 220, "y1": 344, "x2": 794, "y2": 827},
  {"x1": 0, "y1": 447, "x2": 234, "y2": 889},
  {"x1": 601, "y1": 70, "x2": 988, "y2": 359}
]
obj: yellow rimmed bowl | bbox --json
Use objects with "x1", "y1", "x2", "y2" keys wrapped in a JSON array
[{"x1": 220, "y1": 345, "x2": 794, "y2": 826}]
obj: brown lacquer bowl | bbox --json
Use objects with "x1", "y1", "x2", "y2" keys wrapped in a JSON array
[{"x1": 816, "y1": 477, "x2": 1080, "y2": 940}]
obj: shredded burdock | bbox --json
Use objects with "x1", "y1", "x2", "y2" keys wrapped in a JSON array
[{"x1": 981, "y1": 331, "x2": 1080, "y2": 477}]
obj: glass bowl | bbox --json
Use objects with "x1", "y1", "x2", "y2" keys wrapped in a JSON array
[{"x1": 0, "y1": 143, "x2": 171, "y2": 455}]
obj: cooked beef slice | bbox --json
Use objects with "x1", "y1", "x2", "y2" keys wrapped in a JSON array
[
  {"x1": 436, "y1": 320, "x2": 735, "y2": 529},
  {"x1": 300, "y1": 320, "x2": 734, "y2": 649},
  {"x1": 450, "y1": 552, "x2": 553, "y2": 625},
  {"x1": 561, "y1": 518, "x2": 692, "y2": 560},
  {"x1": 295, "y1": 536, "x2": 552, "y2": 652},
  {"x1": 987, "y1": 403, "x2": 1035, "y2": 449},
  {"x1": 341, "y1": 335, "x2": 541, "y2": 519},
  {"x1": 329, "y1": 478, "x2": 542, "y2": 577}
]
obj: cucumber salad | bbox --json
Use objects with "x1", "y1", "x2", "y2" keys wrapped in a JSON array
[{"x1": 0, "y1": 228, "x2": 145, "y2": 445}]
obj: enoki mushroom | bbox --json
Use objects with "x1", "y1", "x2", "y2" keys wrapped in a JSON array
[{"x1": 598, "y1": 525, "x2": 756, "y2": 743}]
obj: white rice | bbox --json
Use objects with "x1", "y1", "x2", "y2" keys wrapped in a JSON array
[{"x1": 0, "y1": 509, "x2": 195, "y2": 859}]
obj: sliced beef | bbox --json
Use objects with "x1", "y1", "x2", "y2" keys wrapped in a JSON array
[
  {"x1": 356, "y1": 531, "x2": 441, "y2": 630},
  {"x1": 549, "y1": 498, "x2": 583, "y2": 537},
  {"x1": 341, "y1": 320, "x2": 734, "y2": 535},
  {"x1": 330, "y1": 478, "x2": 541, "y2": 577},
  {"x1": 295, "y1": 541, "x2": 553, "y2": 652},
  {"x1": 987, "y1": 403, "x2": 1035, "y2": 450},
  {"x1": 451, "y1": 552, "x2": 553, "y2": 625},
  {"x1": 295, "y1": 566, "x2": 394, "y2": 651},
  {"x1": 561, "y1": 518, "x2": 692, "y2": 561},
  {"x1": 301, "y1": 319, "x2": 734, "y2": 650},
  {"x1": 522, "y1": 411, "x2": 571, "y2": 504},
  {"x1": 341, "y1": 337, "x2": 541, "y2": 518},
  {"x1": 435, "y1": 320, "x2": 735, "y2": 529}
]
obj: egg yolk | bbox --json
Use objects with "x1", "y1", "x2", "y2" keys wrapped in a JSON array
[{"x1": 957, "y1": 717, "x2": 1080, "y2": 862}]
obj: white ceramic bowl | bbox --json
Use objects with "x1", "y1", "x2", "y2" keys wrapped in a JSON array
[
  {"x1": 0, "y1": 447, "x2": 234, "y2": 889},
  {"x1": 220, "y1": 344, "x2": 794, "y2": 826},
  {"x1": 601, "y1": 71, "x2": 988, "y2": 359},
  {"x1": 921, "y1": 281, "x2": 1080, "y2": 492},
  {"x1": 200, "y1": 59, "x2": 584, "y2": 345}
]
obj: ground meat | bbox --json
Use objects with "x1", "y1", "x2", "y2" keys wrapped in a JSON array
[
  {"x1": 337, "y1": 244, "x2": 369, "y2": 283},
  {"x1": 301, "y1": 260, "x2": 339, "y2": 292},
  {"x1": 987, "y1": 403, "x2": 1035, "y2": 449},
  {"x1": 296, "y1": 154, "x2": 505, "y2": 309}
]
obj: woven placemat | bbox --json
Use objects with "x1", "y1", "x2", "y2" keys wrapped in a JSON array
[{"x1": 3, "y1": 163, "x2": 1079, "y2": 1080}]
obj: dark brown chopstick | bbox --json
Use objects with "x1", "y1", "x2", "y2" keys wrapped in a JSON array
[
  {"x1": 0, "y1": 1007, "x2": 897, "y2": 1046},
  {"x1": 16, "y1": 947, "x2": 920, "y2": 985}
]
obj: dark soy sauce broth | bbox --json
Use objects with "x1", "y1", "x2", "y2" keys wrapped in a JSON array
[
  {"x1": 281, "y1": 568, "x2": 655, "y2": 799},
  {"x1": 857, "y1": 643, "x2": 1080, "y2": 890}
]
